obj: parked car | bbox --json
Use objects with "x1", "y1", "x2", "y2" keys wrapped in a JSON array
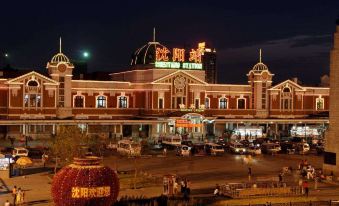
[
  {"x1": 176, "y1": 145, "x2": 191, "y2": 156},
  {"x1": 247, "y1": 146, "x2": 261, "y2": 155},
  {"x1": 205, "y1": 143, "x2": 224, "y2": 156},
  {"x1": 181, "y1": 140, "x2": 194, "y2": 147},
  {"x1": 280, "y1": 141, "x2": 295, "y2": 154},
  {"x1": 261, "y1": 143, "x2": 281, "y2": 154},
  {"x1": 295, "y1": 143, "x2": 310, "y2": 154},
  {"x1": 229, "y1": 142, "x2": 246, "y2": 154},
  {"x1": 12, "y1": 147, "x2": 29, "y2": 159},
  {"x1": 106, "y1": 142, "x2": 118, "y2": 150}
]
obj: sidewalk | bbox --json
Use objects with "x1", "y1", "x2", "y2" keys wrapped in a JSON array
[{"x1": 0, "y1": 172, "x2": 53, "y2": 206}]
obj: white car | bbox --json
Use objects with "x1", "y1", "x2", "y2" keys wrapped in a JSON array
[
  {"x1": 12, "y1": 147, "x2": 29, "y2": 158},
  {"x1": 247, "y1": 146, "x2": 262, "y2": 155}
]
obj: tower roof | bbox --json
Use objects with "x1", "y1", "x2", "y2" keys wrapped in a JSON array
[
  {"x1": 49, "y1": 37, "x2": 72, "y2": 65},
  {"x1": 130, "y1": 28, "x2": 170, "y2": 65},
  {"x1": 251, "y1": 49, "x2": 269, "y2": 73}
]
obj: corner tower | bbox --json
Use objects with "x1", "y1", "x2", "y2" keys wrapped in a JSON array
[
  {"x1": 324, "y1": 19, "x2": 339, "y2": 175},
  {"x1": 247, "y1": 49, "x2": 274, "y2": 118},
  {"x1": 46, "y1": 38, "x2": 74, "y2": 118}
]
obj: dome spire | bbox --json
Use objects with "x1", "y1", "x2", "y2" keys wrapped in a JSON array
[
  {"x1": 153, "y1": 27, "x2": 156, "y2": 42},
  {"x1": 59, "y1": 37, "x2": 62, "y2": 53},
  {"x1": 259, "y1": 48, "x2": 262, "y2": 63}
]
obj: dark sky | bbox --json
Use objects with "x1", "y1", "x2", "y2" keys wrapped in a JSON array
[{"x1": 0, "y1": 1, "x2": 338, "y2": 85}]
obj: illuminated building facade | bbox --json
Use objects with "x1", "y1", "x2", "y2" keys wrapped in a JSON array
[{"x1": 0, "y1": 38, "x2": 329, "y2": 140}]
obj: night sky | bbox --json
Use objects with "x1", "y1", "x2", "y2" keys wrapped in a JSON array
[{"x1": 0, "y1": 1, "x2": 338, "y2": 85}]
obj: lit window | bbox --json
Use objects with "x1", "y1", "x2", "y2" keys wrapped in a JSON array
[
  {"x1": 219, "y1": 98, "x2": 228, "y2": 109},
  {"x1": 237, "y1": 98, "x2": 246, "y2": 109},
  {"x1": 118, "y1": 96, "x2": 128, "y2": 108},
  {"x1": 24, "y1": 94, "x2": 41, "y2": 108},
  {"x1": 74, "y1": 96, "x2": 84, "y2": 108},
  {"x1": 96, "y1": 96, "x2": 107, "y2": 108},
  {"x1": 316, "y1": 97, "x2": 324, "y2": 110}
]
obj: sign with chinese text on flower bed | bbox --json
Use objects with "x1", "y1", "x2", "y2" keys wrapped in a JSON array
[{"x1": 155, "y1": 46, "x2": 203, "y2": 70}]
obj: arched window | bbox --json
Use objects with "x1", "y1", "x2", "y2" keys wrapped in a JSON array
[
  {"x1": 27, "y1": 80, "x2": 39, "y2": 87},
  {"x1": 74, "y1": 95, "x2": 84, "y2": 108},
  {"x1": 237, "y1": 98, "x2": 246, "y2": 109},
  {"x1": 118, "y1": 96, "x2": 128, "y2": 108},
  {"x1": 283, "y1": 87, "x2": 290, "y2": 93},
  {"x1": 219, "y1": 98, "x2": 228, "y2": 109},
  {"x1": 96, "y1": 96, "x2": 107, "y2": 108}
]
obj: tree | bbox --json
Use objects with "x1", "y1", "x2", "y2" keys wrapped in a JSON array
[{"x1": 50, "y1": 126, "x2": 88, "y2": 173}]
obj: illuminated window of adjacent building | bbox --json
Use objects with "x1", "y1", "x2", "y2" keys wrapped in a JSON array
[
  {"x1": 237, "y1": 98, "x2": 246, "y2": 109},
  {"x1": 96, "y1": 95, "x2": 107, "y2": 108},
  {"x1": 219, "y1": 97, "x2": 228, "y2": 109},
  {"x1": 316, "y1": 97, "x2": 324, "y2": 110},
  {"x1": 158, "y1": 98, "x2": 164, "y2": 109},
  {"x1": 118, "y1": 96, "x2": 128, "y2": 108},
  {"x1": 205, "y1": 97, "x2": 210, "y2": 109},
  {"x1": 74, "y1": 95, "x2": 84, "y2": 108}
]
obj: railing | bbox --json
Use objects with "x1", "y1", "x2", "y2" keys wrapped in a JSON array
[{"x1": 220, "y1": 182, "x2": 302, "y2": 198}]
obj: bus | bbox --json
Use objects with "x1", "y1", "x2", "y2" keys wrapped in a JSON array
[{"x1": 117, "y1": 140, "x2": 141, "y2": 157}]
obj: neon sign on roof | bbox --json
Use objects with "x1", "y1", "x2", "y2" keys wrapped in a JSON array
[{"x1": 155, "y1": 45, "x2": 203, "y2": 70}]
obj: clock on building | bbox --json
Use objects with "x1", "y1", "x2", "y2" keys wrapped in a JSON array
[
  {"x1": 174, "y1": 76, "x2": 186, "y2": 89},
  {"x1": 58, "y1": 64, "x2": 67, "y2": 73}
]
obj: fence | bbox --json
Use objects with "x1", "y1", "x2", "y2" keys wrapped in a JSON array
[{"x1": 220, "y1": 182, "x2": 302, "y2": 198}]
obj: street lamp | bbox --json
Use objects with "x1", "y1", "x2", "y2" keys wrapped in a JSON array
[
  {"x1": 83, "y1": 51, "x2": 89, "y2": 58},
  {"x1": 4, "y1": 53, "x2": 9, "y2": 58}
]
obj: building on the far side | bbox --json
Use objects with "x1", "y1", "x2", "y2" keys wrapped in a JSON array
[{"x1": 199, "y1": 42, "x2": 217, "y2": 84}]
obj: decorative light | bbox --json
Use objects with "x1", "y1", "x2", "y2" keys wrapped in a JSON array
[{"x1": 83, "y1": 52, "x2": 89, "y2": 58}]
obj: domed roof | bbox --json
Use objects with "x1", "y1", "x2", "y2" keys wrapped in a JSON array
[
  {"x1": 251, "y1": 49, "x2": 269, "y2": 73},
  {"x1": 252, "y1": 62, "x2": 269, "y2": 72},
  {"x1": 51, "y1": 52, "x2": 70, "y2": 64},
  {"x1": 131, "y1": 41, "x2": 169, "y2": 65},
  {"x1": 48, "y1": 38, "x2": 73, "y2": 66}
]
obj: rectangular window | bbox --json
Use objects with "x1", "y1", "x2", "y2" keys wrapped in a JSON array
[
  {"x1": 97, "y1": 96, "x2": 107, "y2": 108},
  {"x1": 118, "y1": 96, "x2": 128, "y2": 108},
  {"x1": 205, "y1": 98, "x2": 210, "y2": 109},
  {"x1": 74, "y1": 96, "x2": 84, "y2": 108},
  {"x1": 219, "y1": 98, "x2": 227, "y2": 109},
  {"x1": 158, "y1": 98, "x2": 164, "y2": 109},
  {"x1": 324, "y1": 152, "x2": 336, "y2": 165},
  {"x1": 195, "y1": 98, "x2": 200, "y2": 109}
]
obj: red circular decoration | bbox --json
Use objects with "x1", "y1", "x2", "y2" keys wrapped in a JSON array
[{"x1": 51, "y1": 157, "x2": 119, "y2": 206}]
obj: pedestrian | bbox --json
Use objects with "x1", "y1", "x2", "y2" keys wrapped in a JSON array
[
  {"x1": 302, "y1": 181, "x2": 309, "y2": 197},
  {"x1": 4, "y1": 200, "x2": 10, "y2": 206},
  {"x1": 173, "y1": 181, "x2": 178, "y2": 195},
  {"x1": 248, "y1": 167, "x2": 252, "y2": 181},
  {"x1": 16, "y1": 188, "x2": 24, "y2": 205},
  {"x1": 278, "y1": 173, "x2": 283, "y2": 183},
  {"x1": 298, "y1": 178, "x2": 303, "y2": 194},
  {"x1": 163, "y1": 147, "x2": 167, "y2": 157},
  {"x1": 12, "y1": 185, "x2": 17, "y2": 206},
  {"x1": 42, "y1": 152, "x2": 47, "y2": 168},
  {"x1": 214, "y1": 184, "x2": 220, "y2": 196},
  {"x1": 314, "y1": 176, "x2": 319, "y2": 190},
  {"x1": 180, "y1": 179, "x2": 185, "y2": 194}
]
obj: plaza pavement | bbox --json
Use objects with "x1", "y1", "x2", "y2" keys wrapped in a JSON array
[{"x1": 1, "y1": 152, "x2": 339, "y2": 205}]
